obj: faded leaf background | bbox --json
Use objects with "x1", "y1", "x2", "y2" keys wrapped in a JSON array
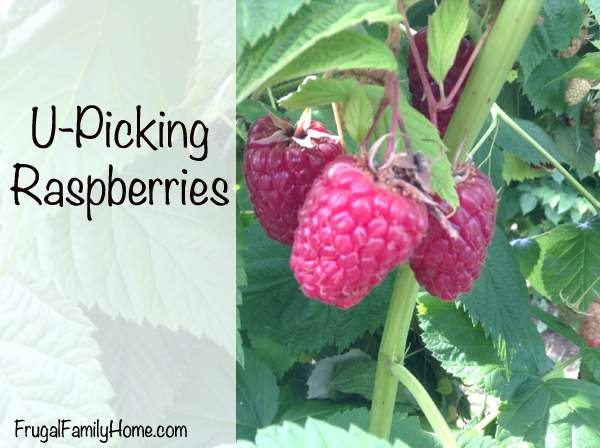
[{"x1": 0, "y1": 0, "x2": 235, "y2": 446}]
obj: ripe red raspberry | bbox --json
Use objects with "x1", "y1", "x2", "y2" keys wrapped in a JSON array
[
  {"x1": 407, "y1": 29, "x2": 474, "y2": 135},
  {"x1": 410, "y1": 167, "x2": 497, "y2": 301},
  {"x1": 290, "y1": 156, "x2": 429, "y2": 309},
  {"x1": 244, "y1": 115, "x2": 342, "y2": 244},
  {"x1": 581, "y1": 299, "x2": 600, "y2": 348}
]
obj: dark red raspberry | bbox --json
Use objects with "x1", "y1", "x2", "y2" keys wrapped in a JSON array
[
  {"x1": 407, "y1": 29, "x2": 474, "y2": 135},
  {"x1": 290, "y1": 156, "x2": 429, "y2": 309},
  {"x1": 581, "y1": 299, "x2": 600, "y2": 348},
  {"x1": 244, "y1": 115, "x2": 342, "y2": 244},
  {"x1": 410, "y1": 167, "x2": 497, "y2": 301}
]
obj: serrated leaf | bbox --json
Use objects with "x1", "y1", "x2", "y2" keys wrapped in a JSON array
[
  {"x1": 502, "y1": 153, "x2": 547, "y2": 183},
  {"x1": 267, "y1": 30, "x2": 397, "y2": 87},
  {"x1": 237, "y1": 0, "x2": 311, "y2": 56},
  {"x1": 418, "y1": 296, "x2": 510, "y2": 395},
  {"x1": 554, "y1": 124, "x2": 597, "y2": 179},
  {"x1": 519, "y1": 0, "x2": 583, "y2": 80},
  {"x1": 237, "y1": 350, "x2": 280, "y2": 441},
  {"x1": 326, "y1": 408, "x2": 442, "y2": 448},
  {"x1": 496, "y1": 118, "x2": 565, "y2": 165},
  {"x1": 0, "y1": 273, "x2": 115, "y2": 447},
  {"x1": 237, "y1": 0, "x2": 397, "y2": 102},
  {"x1": 426, "y1": 0, "x2": 469, "y2": 84},
  {"x1": 459, "y1": 229, "x2": 549, "y2": 376},
  {"x1": 522, "y1": 57, "x2": 579, "y2": 114},
  {"x1": 497, "y1": 378, "x2": 600, "y2": 447},
  {"x1": 240, "y1": 418, "x2": 416, "y2": 448},
  {"x1": 279, "y1": 78, "x2": 359, "y2": 109},
  {"x1": 240, "y1": 224, "x2": 392, "y2": 356},
  {"x1": 511, "y1": 238, "x2": 541, "y2": 279},
  {"x1": 541, "y1": 219, "x2": 600, "y2": 311},
  {"x1": 249, "y1": 332, "x2": 297, "y2": 378},
  {"x1": 344, "y1": 84, "x2": 375, "y2": 143}
]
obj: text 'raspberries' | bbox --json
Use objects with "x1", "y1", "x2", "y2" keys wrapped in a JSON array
[
  {"x1": 407, "y1": 29, "x2": 475, "y2": 135},
  {"x1": 290, "y1": 156, "x2": 429, "y2": 309},
  {"x1": 243, "y1": 115, "x2": 342, "y2": 244},
  {"x1": 410, "y1": 167, "x2": 497, "y2": 301}
]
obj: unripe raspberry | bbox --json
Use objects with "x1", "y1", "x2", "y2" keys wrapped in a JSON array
[
  {"x1": 558, "y1": 28, "x2": 589, "y2": 59},
  {"x1": 565, "y1": 78, "x2": 592, "y2": 107},
  {"x1": 581, "y1": 300, "x2": 600, "y2": 347},
  {"x1": 244, "y1": 115, "x2": 342, "y2": 244},
  {"x1": 290, "y1": 156, "x2": 429, "y2": 309},
  {"x1": 410, "y1": 167, "x2": 497, "y2": 301},
  {"x1": 407, "y1": 28, "x2": 475, "y2": 135}
]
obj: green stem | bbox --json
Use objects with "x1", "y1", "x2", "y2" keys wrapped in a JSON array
[
  {"x1": 444, "y1": 0, "x2": 543, "y2": 159},
  {"x1": 390, "y1": 364, "x2": 458, "y2": 448},
  {"x1": 369, "y1": 264, "x2": 419, "y2": 439},
  {"x1": 494, "y1": 105, "x2": 600, "y2": 215}
]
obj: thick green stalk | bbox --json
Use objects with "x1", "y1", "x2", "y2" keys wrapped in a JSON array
[
  {"x1": 494, "y1": 105, "x2": 600, "y2": 215},
  {"x1": 390, "y1": 364, "x2": 458, "y2": 448},
  {"x1": 444, "y1": 0, "x2": 544, "y2": 158},
  {"x1": 369, "y1": 264, "x2": 419, "y2": 439}
]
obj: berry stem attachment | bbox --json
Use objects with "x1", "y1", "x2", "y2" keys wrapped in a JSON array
[
  {"x1": 368, "y1": 264, "x2": 419, "y2": 439},
  {"x1": 389, "y1": 364, "x2": 458, "y2": 448},
  {"x1": 362, "y1": 96, "x2": 389, "y2": 153},
  {"x1": 494, "y1": 105, "x2": 600, "y2": 215},
  {"x1": 398, "y1": 0, "x2": 438, "y2": 130}
]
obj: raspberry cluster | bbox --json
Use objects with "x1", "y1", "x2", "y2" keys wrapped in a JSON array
[{"x1": 244, "y1": 112, "x2": 496, "y2": 308}]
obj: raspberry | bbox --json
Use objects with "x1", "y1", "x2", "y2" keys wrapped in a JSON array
[
  {"x1": 407, "y1": 29, "x2": 475, "y2": 135},
  {"x1": 290, "y1": 156, "x2": 429, "y2": 309},
  {"x1": 565, "y1": 78, "x2": 592, "y2": 107},
  {"x1": 410, "y1": 167, "x2": 497, "y2": 301},
  {"x1": 581, "y1": 299, "x2": 600, "y2": 348},
  {"x1": 244, "y1": 115, "x2": 342, "y2": 244}
]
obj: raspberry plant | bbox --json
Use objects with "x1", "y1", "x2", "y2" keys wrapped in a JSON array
[{"x1": 236, "y1": 0, "x2": 600, "y2": 447}]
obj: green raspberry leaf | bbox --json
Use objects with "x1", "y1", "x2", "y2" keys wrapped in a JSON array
[
  {"x1": 344, "y1": 84, "x2": 375, "y2": 144},
  {"x1": 459, "y1": 229, "x2": 549, "y2": 377},
  {"x1": 497, "y1": 378, "x2": 600, "y2": 447},
  {"x1": 236, "y1": 0, "x2": 311, "y2": 59},
  {"x1": 237, "y1": 350, "x2": 280, "y2": 441},
  {"x1": 426, "y1": 0, "x2": 469, "y2": 85},
  {"x1": 237, "y1": 0, "x2": 397, "y2": 102},
  {"x1": 541, "y1": 219, "x2": 600, "y2": 311},
  {"x1": 519, "y1": 0, "x2": 583, "y2": 80},
  {"x1": 418, "y1": 295, "x2": 510, "y2": 396},
  {"x1": 327, "y1": 408, "x2": 442, "y2": 448},
  {"x1": 267, "y1": 30, "x2": 397, "y2": 87}
]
